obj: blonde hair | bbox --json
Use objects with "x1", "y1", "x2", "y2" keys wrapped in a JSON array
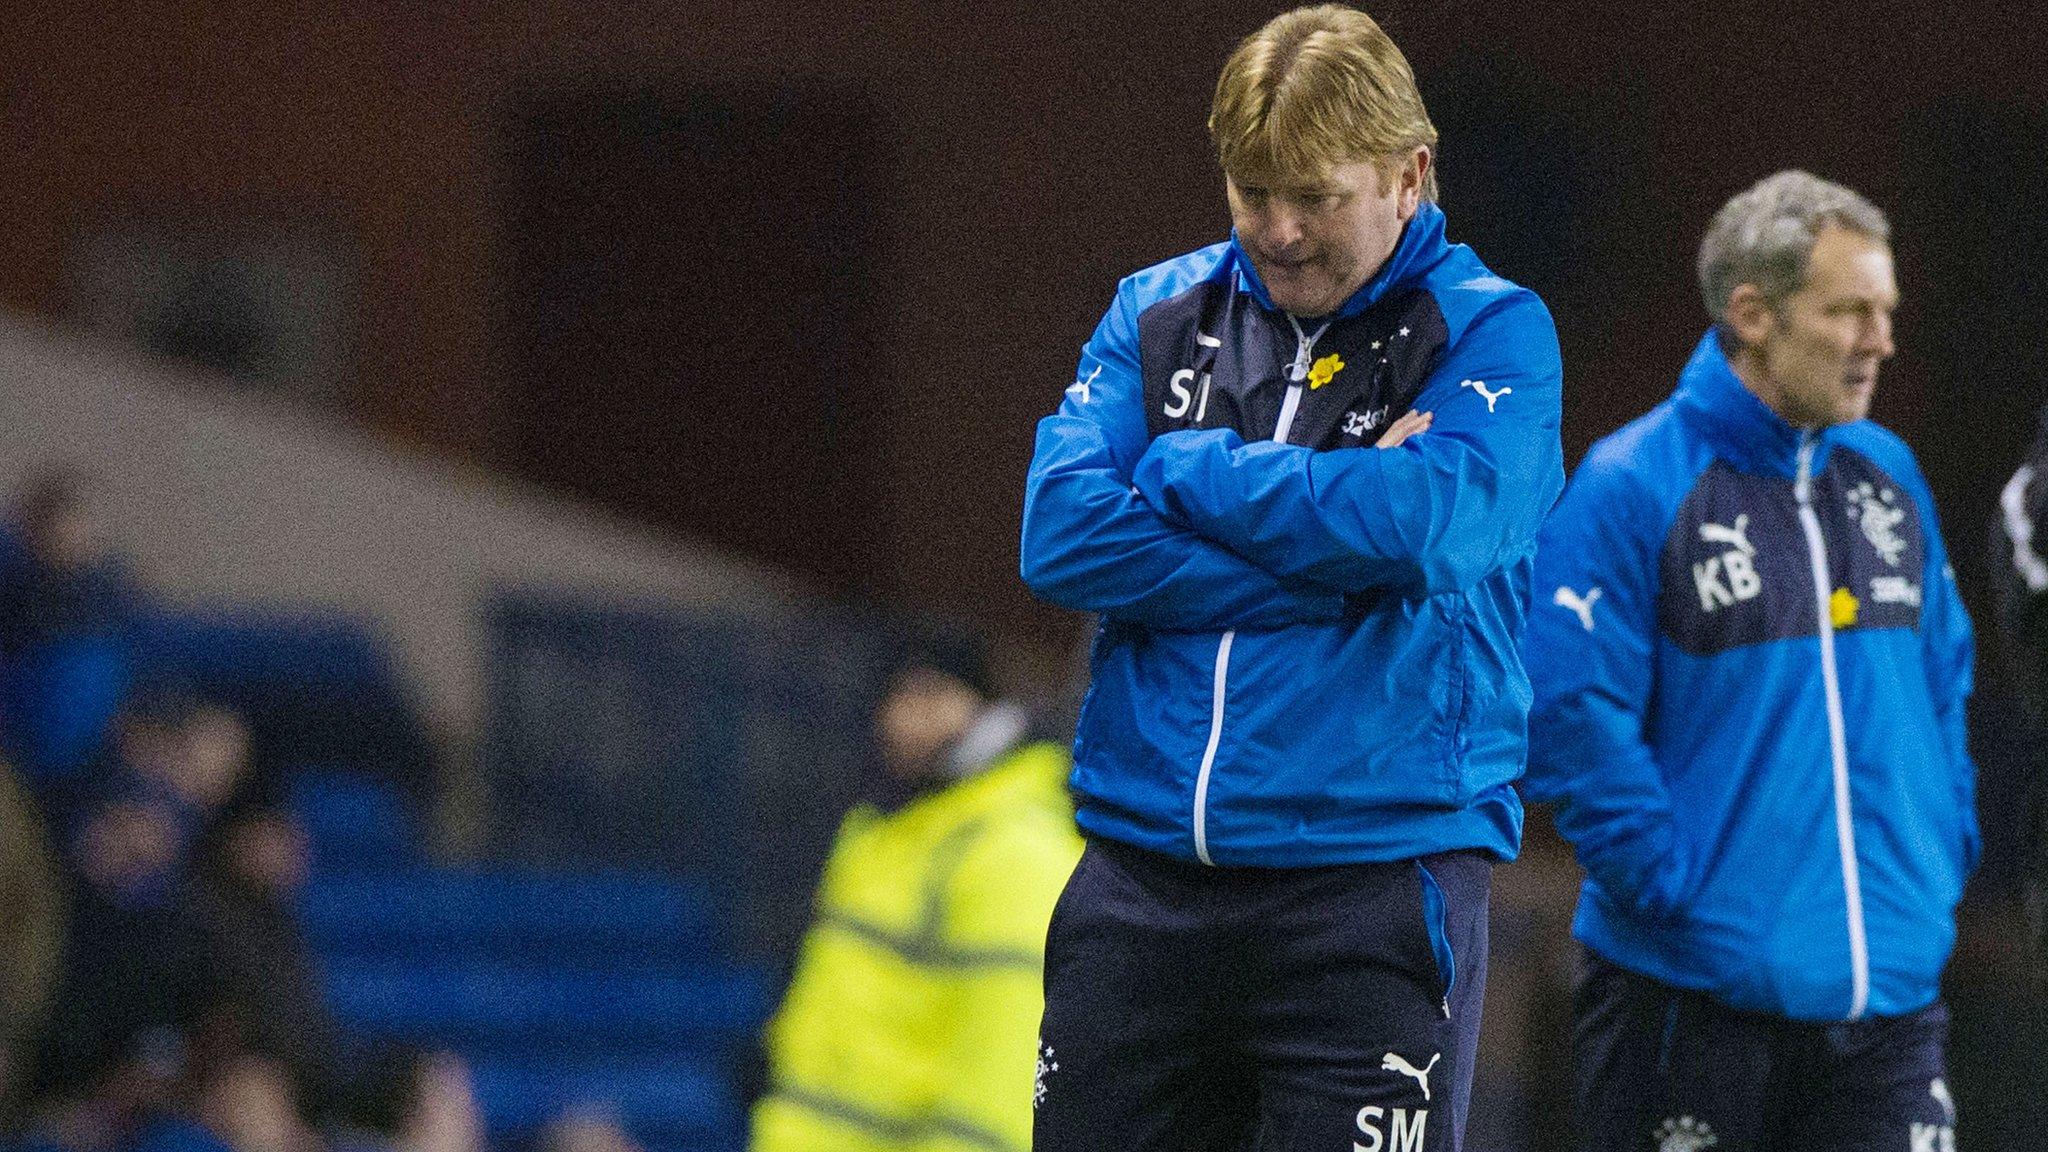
[{"x1": 1209, "y1": 5, "x2": 1439, "y2": 200}]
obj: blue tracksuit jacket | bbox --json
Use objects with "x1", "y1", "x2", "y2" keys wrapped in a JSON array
[
  {"x1": 1020, "y1": 204, "x2": 1564, "y2": 867},
  {"x1": 1525, "y1": 332, "x2": 1978, "y2": 1021}
]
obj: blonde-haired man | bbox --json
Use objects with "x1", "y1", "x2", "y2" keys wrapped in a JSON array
[{"x1": 1021, "y1": 6, "x2": 1564, "y2": 1149}]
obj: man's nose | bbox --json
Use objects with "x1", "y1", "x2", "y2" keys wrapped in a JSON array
[
  {"x1": 1861, "y1": 312, "x2": 1895, "y2": 359},
  {"x1": 1258, "y1": 205, "x2": 1307, "y2": 254}
]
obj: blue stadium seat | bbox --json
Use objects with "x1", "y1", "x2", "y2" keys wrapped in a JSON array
[
  {"x1": 0, "y1": 634, "x2": 130, "y2": 785},
  {"x1": 638, "y1": 1131, "x2": 745, "y2": 1147},
  {"x1": 321, "y1": 958, "x2": 770, "y2": 1047},
  {"x1": 466, "y1": 1057, "x2": 737, "y2": 1137},
  {"x1": 135, "y1": 610, "x2": 438, "y2": 801},
  {"x1": 299, "y1": 868, "x2": 722, "y2": 962},
  {"x1": 127, "y1": 1116, "x2": 232, "y2": 1152},
  {"x1": 288, "y1": 768, "x2": 424, "y2": 870},
  {"x1": 131, "y1": 609, "x2": 396, "y2": 692}
]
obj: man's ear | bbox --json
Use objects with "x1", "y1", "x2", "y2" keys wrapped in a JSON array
[
  {"x1": 1723, "y1": 284, "x2": 1776, "y2": 350},
  {"x1": 1396, "y1": 147, "x2": 1431, "y2": 220}
]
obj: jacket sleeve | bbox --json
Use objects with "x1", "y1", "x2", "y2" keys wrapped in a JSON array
[
  {"x1": 1127, "y1": 290, "x2": 1564, "y2": 595},
  {"x1": 1020, "y1": 278, "x2": 1347, "y2": 630},
  {"x1": 1522, "y1": 453, "x2": 1697, "y2": 920},
  {"x1": 1908, "y1": 458, "x2": 1980, "y2": 875}
]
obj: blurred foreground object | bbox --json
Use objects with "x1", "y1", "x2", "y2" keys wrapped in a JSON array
[
  {"x1": 1990, "y1": 403, "x2": 2048, "y2": 957},
  {"x1": 749, "y1": 640, "x2": 1080, "y2": 1152},
  {"x1": 0, "y1": 760, "x2": 65, "y2": 1117}
]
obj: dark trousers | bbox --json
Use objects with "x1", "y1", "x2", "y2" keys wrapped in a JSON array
[
  {"x1": 1033, "y1": 837, "x2": 1491, "y2": 1152},
  {"x1": 1572, "y1": 949, "x2": 1955, "y2": 1151}
]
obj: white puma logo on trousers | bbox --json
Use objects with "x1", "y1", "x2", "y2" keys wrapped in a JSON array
[{"x1": 1380, "y1": 1052, "x2": 1440, "y2": 1102}]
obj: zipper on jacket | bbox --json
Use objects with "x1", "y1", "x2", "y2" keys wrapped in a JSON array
[
  {"x1": 1274, "y1": 315, "x2": 1326, "y2": 440},
  {"x1": 1795, "y1": 431, "x2": 1870, "y2": 1020},
  {"x1": 1191, "y1": 316, "x2": 1328, "y2": 866}
]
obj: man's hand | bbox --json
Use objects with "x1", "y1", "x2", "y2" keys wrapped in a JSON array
[{"x1": 1375, "y1": 409, "x2": 1432, "y2": 448}]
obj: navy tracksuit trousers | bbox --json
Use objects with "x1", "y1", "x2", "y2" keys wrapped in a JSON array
[
  {"x1": 1571, "y1": 949, "x2": 1955, "y2": 1151},
  {"x1": 1033, "y1": 837, "x2": 1492, "y2": 1152}
]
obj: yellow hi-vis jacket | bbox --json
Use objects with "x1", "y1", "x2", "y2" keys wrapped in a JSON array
[{"x1": 750, "y1": 739, "x2": 1081, "y2": 1152}]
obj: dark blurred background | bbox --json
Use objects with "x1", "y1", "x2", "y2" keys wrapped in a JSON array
[
  {"x1": 8, "y1": 0, "x2": 2047, "y2": 671},
  {"x1": 1, "y1": 1, "x2": 2044, "y2": 1150}
]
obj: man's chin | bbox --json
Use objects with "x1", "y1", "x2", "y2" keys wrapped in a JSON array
[
  {"x1": 1838, "y1": 384, "x2": 1876, "y2": 424},
  {"x1": 1250, "y1": 262, "x2": 1324, "y2": 314},
  {"x1": 1812, "y1": 401, "x2": 1872, "y2": 429},
  {"x1": 1267, "y1": 285, "x2": 1339, "y2": 317}
]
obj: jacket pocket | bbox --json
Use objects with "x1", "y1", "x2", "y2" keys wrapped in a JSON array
[{"x1": 1415, "y1": 860, "x2": 1455, "y2": 1013}]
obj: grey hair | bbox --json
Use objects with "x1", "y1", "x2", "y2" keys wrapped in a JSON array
[{"x1": 1697, "y1": 170, "x2": 1890, "y2": 325}]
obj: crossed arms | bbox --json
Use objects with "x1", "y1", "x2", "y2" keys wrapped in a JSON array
[{"x1": 1020, "y1": 279, "x2": 1564, "y2": 632}]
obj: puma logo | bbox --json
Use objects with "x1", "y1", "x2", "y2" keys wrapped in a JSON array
[
  {"x1": 1067, "y1": 365, "x2": 1101, "y2": 404},
  {"x1": 1553, "y1": 585, "x2": 1602, "y2": 632},
  {"x1": 1698, "y1": 514, "x2": 1754, "y2": 556},
  {"x1": 1460, "y1": 378, "x2": 1510, "y2": 412},
  {"x1": 1380, "y1": 1051, "x2": 1440, "y2": 1102}
]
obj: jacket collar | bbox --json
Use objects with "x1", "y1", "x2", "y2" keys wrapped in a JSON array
[
  {"x1": 944, "y1": 702, "x2": 1030, "y2": 780},
  {"x1": 1231, "y1": 202, "x2": 1450, "y2": 321},
  {"x1": 1673, "y1": 329, "x2": 1841, "y2": 479},
  {"x1": 865, "y1": 702, "x2": 1031, "y2": 814}
]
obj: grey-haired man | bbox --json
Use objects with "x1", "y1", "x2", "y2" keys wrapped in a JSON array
[{"x1": 1525, "y1": 170, "x2": 1976, "y2": 1151}]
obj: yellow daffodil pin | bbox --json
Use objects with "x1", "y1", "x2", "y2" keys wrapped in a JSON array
[{"x1": 1830, "y1": 587, "x2": 1860, "y2": 629}]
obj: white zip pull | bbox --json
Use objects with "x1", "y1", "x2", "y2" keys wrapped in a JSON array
[
  {"x1": 1276, "y1": 315, "x2": 1329, "y2": 442},
  {"x1": 1285, "y1": 314, "x2": 1331, "y2": 382}
]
